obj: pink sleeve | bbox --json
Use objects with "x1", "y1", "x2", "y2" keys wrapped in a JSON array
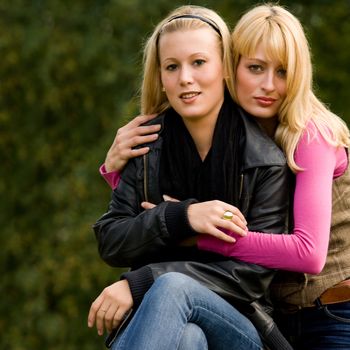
[
  {"x1": 99, "y1": 164, "x2": 121, "y2": 190},
  {"x1": 198, "y1": 125, "x2": 348, "y2": 274}
]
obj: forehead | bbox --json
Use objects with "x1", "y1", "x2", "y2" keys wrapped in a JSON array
[
  {"x1": 247, "y1": 44, "x2": 283, "y2": 63},
  {"x1": 243, "y1": 42, "x2": 287, "y2": 68},
  {"x1": 158, "y1": 28, "x2": 221, "y2": 60}
]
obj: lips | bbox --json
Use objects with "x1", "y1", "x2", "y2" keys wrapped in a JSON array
[
  {"x1": 254, "y1": 96, "x2": 277, "y2": 107},
  {"x1": 180, "y1": 92, "x2": 201, "y2": 99}
]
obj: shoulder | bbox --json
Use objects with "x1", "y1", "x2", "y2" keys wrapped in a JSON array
[
  {"x1": 132, "y1": 113, "x2": 166, "y2": 152},
  {"x1": 299, "y1": 120, "x2": 344, "y2": 148},
  {"x1": 297, "y1": 121, "x2": 336, "y2": 154},
  {"x1": 297, "y1": 122, "x2": 348, "y2": 175},
  {"x1": 142, "y1": 113, "x2": 165, "y2": 127}
]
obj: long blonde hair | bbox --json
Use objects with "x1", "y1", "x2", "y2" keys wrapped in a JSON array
[
  {"x1": 140, "y1": 5, "x2": 234, "y2": 115},
  {"x1": 232, "y1": 3, "x2": 349, "y2": 172}
]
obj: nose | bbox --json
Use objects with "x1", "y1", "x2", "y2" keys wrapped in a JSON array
[
  {"x1": 179, "y1": 66, "x2": 194, "y2": 86},
  {"x1": 261, "y1": 70, "x2": 276, "y2": 92}
]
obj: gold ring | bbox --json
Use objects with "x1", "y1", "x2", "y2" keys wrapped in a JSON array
[{"x1": 222, "y1": 210, "x2": 234, "y2": 220}]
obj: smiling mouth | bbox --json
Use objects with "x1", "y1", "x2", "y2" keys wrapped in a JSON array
[{"x1": 180, "y1": 92, "x2": 201, "y2": 99}]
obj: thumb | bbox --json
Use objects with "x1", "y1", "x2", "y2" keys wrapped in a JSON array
[
  {"x1": 163, "y1": 194, "x2": 179, "y2": 202},
  {"x1": 141, "y1": 201, "x2": 156, "y2": 210}
]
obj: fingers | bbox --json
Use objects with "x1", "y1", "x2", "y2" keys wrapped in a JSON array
[
  {"x1": 141, "y1": 201, "x2": 156, "y2": 210},
  {"x1": 88, "y1": 280, "x2": 134, "y2": 336},
  {"x1": 105, "y1": 118, "x2": 160, "y2": 172},
  {"x1": 104, "y1": 304, "x2": 120, "y2": 333},
  {"x1": 163, "y1": 194, "x2": 179, "y2": 202},
  {"x1": 127, "y1": 114, "x2": 158, "y2": 128},
  {"x1": 141, "y1": 194, "x2": 179, "y2": 210},
  {"x1": 88, "y1": 299, "x2": 129, "y2": 336},
  {"x1": 129, "y1": 146, "x2": 150, "y2": 158},
  {"x1": 120, "y1": 119, "x2": 161, "y2": 141},
  {"x1": 94, "y1": 304, "x2": 127, "y2": 335},
  {"x1": 219, "y1": 212, "x2": 247, "y2": 237},
  {"x1": 217, "y1": 203, "x2": 247, "y2": 234},
  {"x1": 87, "y1": 295, "x2": 104, "y2": 329},
  {"x1": 114, "y1": 129, "x2": 159, "y2": 155},
  {"x1": 125, "y1": 132, "x2": 159, "y2": 149},
  {"x1": 187, "y1": 200, "x2": 248, "y2": 240},
  {"x1": 110, "y1": 307, "x2": 129, "y2": 332},
  {"x1": 206, "y1": 226, "x2": 237, "y2": 243},
  {"x1": 88, "y1": 293, "x2": 110, "y2": 336},
  {"x1": 227, "y1": 206, "x2": 247, "y2": 226},
  {"x1": 96, "y1": 303, "x2": 111, "y2": 336},
  {"x1": 217, "y1": 219, "x2": 248, "y2": 237}
]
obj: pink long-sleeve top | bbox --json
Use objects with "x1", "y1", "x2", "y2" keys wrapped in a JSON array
[
  {"x1": 100, "y1": 123, "x2": 348, "y2": 275},
  {"x1": 199, "y1": 123, "x2": 348, "y2": 274}
]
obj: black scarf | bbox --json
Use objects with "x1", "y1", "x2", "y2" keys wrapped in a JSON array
[{"x1": 159, "y1": 96, "x2": 244, "y2": 206}]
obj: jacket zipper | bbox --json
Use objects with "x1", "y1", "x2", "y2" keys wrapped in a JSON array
[
  {"x1": 143, "y1": 154, "x2": 149, "y2": 202},
  {"x1": 239, "y1": 174, "x2": 244, "y2": 200}
]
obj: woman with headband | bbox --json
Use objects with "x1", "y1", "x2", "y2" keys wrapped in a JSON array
[
  {"x1": 94, "y1": 3, "x2": 350, "y2": 349},
  {"x1": 88, "y1": 4, "x2": 291, "y2": 350}
]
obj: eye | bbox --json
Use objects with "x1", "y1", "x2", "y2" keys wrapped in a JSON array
[
  {"x1": 165, "y1": 64, "x2": 178, "y2": 71},
  {"x1": 193, "y1": 59, "x2": 205, "y2": 66},
  {"x1": 248, "y1": 64, "x2": 263, "y2": 73},
  {"x1": 277, "y1": 67, "x2": 287, "y2": 79}
]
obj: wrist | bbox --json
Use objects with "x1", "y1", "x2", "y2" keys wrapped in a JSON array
[{"x1": 105, "y1": 159, "x2": 124, "y2": 173}]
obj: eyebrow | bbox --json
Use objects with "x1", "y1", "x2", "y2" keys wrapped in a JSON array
[
  {"x1": 245, "y1": 57, "x2": 266, "y2": 63},
  {"x1": 161, "y1": 52, "x2": 210, "y2": 62}
]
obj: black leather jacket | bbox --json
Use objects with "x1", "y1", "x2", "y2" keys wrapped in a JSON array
[{"x1": 94, "y1": 108, "x2": 292, "y2": 348}]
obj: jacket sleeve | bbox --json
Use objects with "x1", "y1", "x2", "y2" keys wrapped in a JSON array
[
  {"x1": 120, "y1": 163, "x2": 290, "y2": 303},
  {"x1": 93, "y1": 158, "x2": 196, "y2": 267},
  {"x1": 122, "y1": 259, "x2": 275, "y2": 308}
]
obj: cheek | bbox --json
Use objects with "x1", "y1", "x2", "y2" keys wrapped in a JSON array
[
  {"x1": 236, "y1": 74, "x2": 250, "y2": 101},
  {"x1": 160, "y1": 72, "x2": 167, "y2": 85},
  {"x1": 277, "y1": 80, "x2": 287, "y2": 98},
  {"x1": 161, "y1": 76, "x2": 175, "y2": 93}
]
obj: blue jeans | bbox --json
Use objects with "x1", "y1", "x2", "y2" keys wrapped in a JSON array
[
  {"x1": 275, "y1": 301, "x2": 350, "y2": 349},
  {"x1": 111, "y1": 272, "x2": 263, "y2": 350}
]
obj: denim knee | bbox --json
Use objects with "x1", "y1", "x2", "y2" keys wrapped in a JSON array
[
  {"x1": 150, "y1": 272, "x2": 197, "y2": 299},
  {"x1": 155, "y1": 271, "x2": 194, "y2": 286}
]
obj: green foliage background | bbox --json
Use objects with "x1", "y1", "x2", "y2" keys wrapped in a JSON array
[{"x1": 1, "y1": 0, "x2": 349, "y2": 348}]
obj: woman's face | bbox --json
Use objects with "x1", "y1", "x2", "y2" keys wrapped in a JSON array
[
  {"x1": 235, "y1": 44, "x2": 287, "y2": 120},
  {"x1": 159, "y1": 27, "x2": 225, "y2": 123}
]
